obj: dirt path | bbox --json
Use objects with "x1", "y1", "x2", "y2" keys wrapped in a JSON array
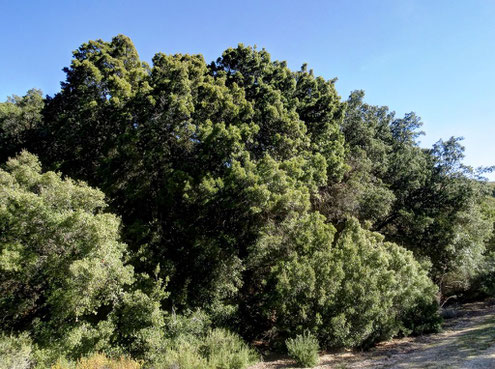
[{"x1": 249, "y1": 300, "x2": 495, "y2": 369}]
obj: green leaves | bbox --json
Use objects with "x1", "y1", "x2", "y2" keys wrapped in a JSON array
[
  {"x1": 0, "y1": 151, "x2": 133, "y2": 345},
  {"x1": 7, "y1": 35, "x2": 486, "y2": 357},
  {"x1": 286, "y1": 331, "x2": 320, "y2": 368},
  {"x1": 251, "y1": 216, "x2": 439, "y2": 348},
  {"x1": 0, "y1": 89, "x2": 44, "y2": 162}
]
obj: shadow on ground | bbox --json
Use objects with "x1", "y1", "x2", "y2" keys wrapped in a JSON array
[{"x1": 250, "y1": 300, "x2": 495, "y2": 369}]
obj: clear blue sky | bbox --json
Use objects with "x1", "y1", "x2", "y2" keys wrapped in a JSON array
[{"x1": 1, "y1": 0, "x2": 494, "y2": 177}]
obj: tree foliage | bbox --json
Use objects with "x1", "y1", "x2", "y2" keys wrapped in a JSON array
[
  {"x1": 24, "y1": 37, "x2": 348, "y2": 316},
  {"x1": 248, "y1": 215, "x2": 439, "y2": 347},
  {"x1": 2, "y1": 34, "x2": 493, "y2": 364},
  {"x1": 0, "y1": 151, "x2": 133, "y2": 332},
  {"x1": 321, "y1": 91, "x2": 494, "y2": 291},
  {"x1": 0, "y1": 152, "x2": 167, "y2": 361},
  {"x1": 0, "y1": 89, "x2": 44, "y2": 161}
]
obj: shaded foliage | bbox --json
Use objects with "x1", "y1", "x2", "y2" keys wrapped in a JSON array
[{"x1": 320, "y1": 91, "x2": 494, "y2": 294}]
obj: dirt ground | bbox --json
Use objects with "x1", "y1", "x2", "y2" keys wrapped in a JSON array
[{"x1": 249, "y1": 300, "x2": 495, "y2": 369}]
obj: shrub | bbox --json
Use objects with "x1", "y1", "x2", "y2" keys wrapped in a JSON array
[
  {"x1": 108, "y1": 290, "x2": 166, "y2": 361},
  {"x1": 55, "y1": 289, "x2": 168, "y2": 361},
  {"x1": 203, "y1": 328, "x2": 259, "y2": 369},
  {"x1": 156, "y1": 340, "x2": 208, "y2": 369},
  {"x1": 0, "y1": 334, "x2": 33, "y2": 369},
  {"x1": 155, "y1": 328, "x2": 258, "y2": 369},
  {"x1": 51, "y1": 353, "x2": 141, "y2": 369},
  {"x1": 251, "y1": 215, "x2": 440, "y2": 348},
  {"x1": 285, "y1": 331, "x2": 319, "y2": 368}
]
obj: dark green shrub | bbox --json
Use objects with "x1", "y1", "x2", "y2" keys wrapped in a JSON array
[{"x1": 285, "y1": 331, "x2": 319, "y2": 368}]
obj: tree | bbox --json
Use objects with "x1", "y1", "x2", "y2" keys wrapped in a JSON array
[
  {"x1": 0, "y1": 151, "x2": 150, "y2": 357},
  {"x1": 2, "y1": 36, "x2": 462, "y2": 353},
  {"x1": 315, "y1": 90, "x2": 395, "y2": 223},
  {"x1": 330, "y1": 92, "x2": 493, "y2": 293},
  {"x1": 0, "y1": 89, "x2": 44, "y2": 162},
  {"x1": 41, "y1": 34, "x2": 150, "y2": 179},
  {"x1": 36, "y1": 38, "x2": 348, "y2": 318}
]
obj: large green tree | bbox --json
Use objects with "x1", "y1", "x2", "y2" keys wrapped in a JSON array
[
  {"x1": 6, "y1": 35, "x2": 479, "y2": 351},
  {"x1": 0, "y1": 89, "x2": 44, "y2": 162},
  {"x1": 34, "y1": 38, "x2": 349, "y2": 318},
  {"x1": 0, "y1": 152, "x2": 165, "y2": 360},
  {"x1": 328, "y1": 91, "x2": 494, "y2": 293}
]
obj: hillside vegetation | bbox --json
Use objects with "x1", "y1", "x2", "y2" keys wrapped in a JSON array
[{"x1": 1, "y1": 35, "x2": 495, "y2": 368}]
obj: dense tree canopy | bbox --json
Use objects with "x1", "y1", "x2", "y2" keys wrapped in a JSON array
[
  {"x1": 1, "y1": 35, "x2": 493, "y2": 367},
  {"x1": 20, "y1": 36, "x2": 350, "y2": 315}
]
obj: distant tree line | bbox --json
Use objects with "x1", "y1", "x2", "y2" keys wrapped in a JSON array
[{"x1": 1, "y1": 35, "x2": 494, "y2": 368}]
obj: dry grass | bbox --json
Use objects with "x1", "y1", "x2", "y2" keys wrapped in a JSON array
[{"x1": 51, "y1": 353, "x2": 141, "y2": 369}]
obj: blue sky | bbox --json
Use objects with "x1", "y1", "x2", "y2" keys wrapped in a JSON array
[{"x1": 1, "y1": 0, "x2": 494, "y2": 177}]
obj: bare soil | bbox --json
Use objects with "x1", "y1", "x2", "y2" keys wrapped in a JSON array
[{"x1": 249, "y1": 299, "x2": 495, "y2": 369}]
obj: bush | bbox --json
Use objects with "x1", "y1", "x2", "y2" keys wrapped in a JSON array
[
  {"x1": 286, "y1": 331, "x2": 319, "y2": 368},
  {"x1": 203, "y1": 328, "x2": 259, "y2": 369},
  {"x1": 0, "y1": 334, "x2": 33, "y2": 369},
  {"x1": 155, "y1": 328, "x2": 258, "y2": 369},
  {"x1": 107, "y1": 290, "x2": 166, "y2": 361},
  {"x1": 51, "y1": 353, "x2": 141, "y2": 369},
  {"x1": 252, "y1": 215, "x2": 440, "y2": 348},
  {"x1": 156, "y1": 339, "x2": 208, "y2": 369}
]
